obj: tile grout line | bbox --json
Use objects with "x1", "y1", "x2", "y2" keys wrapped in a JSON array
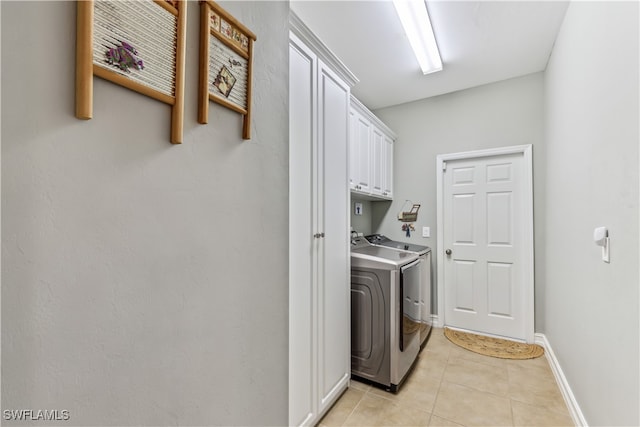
[
  {"x1": 438, "y1": 336, "x2": 517, "y2": 426},
  {"x1": 505, "y1": 356, "x2": 575, "y2": 420},
  {"x1": 507, "y1": 357, "x2": 515, "y2": 426},
  {"x1": 427, "y1": 337, "x2": 464, "y2": 427},
  {"x1": 339, "y1": 390, "x2": 364, "y2": 427}
]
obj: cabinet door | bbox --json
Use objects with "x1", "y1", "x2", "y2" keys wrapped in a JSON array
[
  {"x1": 317, "y1": 59, "x2": 351, "y2": 413},
  {"x1": 382, "y1": 134, "x2": 394, "y2": 198},
  {"x1": 349, "y1": 110, "x2": 371, "y2": 193},
  {"x1": 348, "y1": 109, "x2": 357, "y2": 190},
  {"x1": 371, "y1": 127, "x2": 384, "y2": 196},
  {"x1": 288, "y1": 34, "x2": 316, "y2": 427}
]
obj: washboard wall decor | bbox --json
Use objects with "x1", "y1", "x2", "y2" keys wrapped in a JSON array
[
  {"x1": 75, "y1": 0, "x2": 187, "y2": 144},
  {"x1": 198, "y1": 1, "x2": 257, "y2": 140}
]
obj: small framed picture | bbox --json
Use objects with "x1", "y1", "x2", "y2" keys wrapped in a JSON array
[{"x1": 213, "y1": 65, "x2": 236, "y2": 98}]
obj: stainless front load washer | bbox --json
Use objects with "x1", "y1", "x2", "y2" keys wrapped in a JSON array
[
  {"x1": 365, "y1": 234, "x2": 432, "y2": 349},
  {"x1": 350, "y1": 237, "x2": 421, "y2": 392}
]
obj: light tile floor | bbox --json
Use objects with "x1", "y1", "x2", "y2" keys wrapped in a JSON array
[{"x1": 319, "y1": 328, "x2": 574, "y2": 427}]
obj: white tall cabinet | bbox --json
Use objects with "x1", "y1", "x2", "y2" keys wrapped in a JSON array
[{"x1": 289, "y1": 13, "x2": 358, "y2": 427}]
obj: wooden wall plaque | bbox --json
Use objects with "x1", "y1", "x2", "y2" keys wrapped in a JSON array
[
  {"x1": 75, "y1": 0, "x2": 187, "y2": 144},
  {"x1": 198, "y1": 1, "x2": 257, "y2": 140}
]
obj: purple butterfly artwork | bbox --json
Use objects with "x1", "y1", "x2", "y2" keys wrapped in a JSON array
[{"x1": 105, "y1": 41, "x2": 144, "y2": 73}]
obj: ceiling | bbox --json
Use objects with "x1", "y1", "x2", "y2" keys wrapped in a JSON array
[{"x1": 290, "y1": 1, "x2": 569, "y2": 110}]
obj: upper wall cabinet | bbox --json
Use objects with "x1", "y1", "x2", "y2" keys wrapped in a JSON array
[
  {"x1": 349, "y1": 107, "x2": 372, "y2": 194},
  {"x1": 349, "y1": 96, "x2": 395, "y2": 200}
]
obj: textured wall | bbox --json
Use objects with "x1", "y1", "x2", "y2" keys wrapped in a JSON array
[
  {"x1": 2, "y1": 1, "x2": 289, "y2": 425},
  {"x1": 542, "y1": 2, "x2": 639, "y2": 425}
]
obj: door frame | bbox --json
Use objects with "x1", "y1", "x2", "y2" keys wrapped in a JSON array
[{"x1": 435, "y1": 144, "x2": 535, "y2": 343}]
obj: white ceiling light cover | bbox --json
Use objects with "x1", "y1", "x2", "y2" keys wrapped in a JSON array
[{"x1": 392, "y1": 0, "x2": 443, "y2": 75}]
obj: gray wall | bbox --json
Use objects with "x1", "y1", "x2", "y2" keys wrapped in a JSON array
[
  {"x1": 542, "y1": 2, "x2": 639, "y2": 425},
  {"x1": 373, "y1": 73, "x2": 545, "y2": 319},
  {"x1": 350, "y1": 199, "x2": 376, "y2": 236},
  {"x1": 2, "y1": 1, "x2": 289, "y2": 426}
]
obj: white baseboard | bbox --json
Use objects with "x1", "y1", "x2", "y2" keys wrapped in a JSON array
[
  {"x1": 534, "y1": 333, "x2": 588, "y2": 427},
  {"x1": 431, "y1": 314, "x2": 444, "y2": 328}
]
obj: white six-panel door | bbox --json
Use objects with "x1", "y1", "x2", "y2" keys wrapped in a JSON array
[{"x1": 438, "y1": 146, "x2": 534, "y2": 342}]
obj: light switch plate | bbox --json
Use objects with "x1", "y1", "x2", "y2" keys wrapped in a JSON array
[{"x1": 422, "y1": 226, "x2": 430, "y2": 237}]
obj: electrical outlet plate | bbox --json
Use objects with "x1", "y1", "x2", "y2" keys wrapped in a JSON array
[{"x1": 422, "y1": 226, "x2": 430, "y2": 237}]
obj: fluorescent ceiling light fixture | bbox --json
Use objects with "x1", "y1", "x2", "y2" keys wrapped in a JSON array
[{"x1": 393, "y1": 0, "x2": 442, "y2": 75}]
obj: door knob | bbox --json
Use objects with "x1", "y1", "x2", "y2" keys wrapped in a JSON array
[{"x1": 445, "y1": 249, "x2": 452, "y2": 255}]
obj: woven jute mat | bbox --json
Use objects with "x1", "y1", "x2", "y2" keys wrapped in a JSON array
[{"x1": 444, "y1": 327, "x2": 544, "y2": 360}]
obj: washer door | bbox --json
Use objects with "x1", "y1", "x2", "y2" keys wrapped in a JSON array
[{"x1": 351, "y1": 269, "x2": 389, "y2": 383}]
